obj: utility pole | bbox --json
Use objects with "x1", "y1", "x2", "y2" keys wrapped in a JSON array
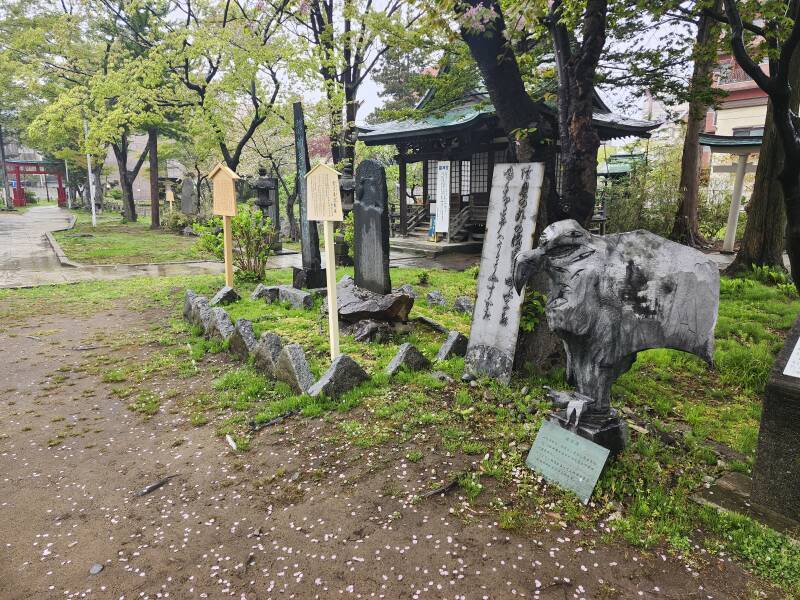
[
  {"x1": 83, "y1": 118, "x2": 97, "y2": 227},
  {"x1": 0, "y1": 123, "x2": 12, "y2": 210}
]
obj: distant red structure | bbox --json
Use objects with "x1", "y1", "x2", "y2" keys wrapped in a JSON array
[{"x1": 4, "y1": 159, "x2": 67, "y2": 207}]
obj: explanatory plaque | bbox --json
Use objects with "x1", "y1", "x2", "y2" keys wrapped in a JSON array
[{"x1": 526, "y1": 419, "x2": 610, "y2": 504}]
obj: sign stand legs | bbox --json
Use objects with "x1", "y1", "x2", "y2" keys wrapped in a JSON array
[
  {"x1": 223, "y1": 215, "x2": 234, "y2": 287},
  {"x1": 323, "y1": 220, "x2": 340, "y2": 360}
]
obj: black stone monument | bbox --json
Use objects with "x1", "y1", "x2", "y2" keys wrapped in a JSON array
[
  {"x1": 292, "y1": 101, "x2": 325, "y2": 289},
  {"x1": 353, "y1": 159, "x2": 391, "y2": 295},
  {"x1": 751, "y1": 314, "x2": 800, "y2": 522}
]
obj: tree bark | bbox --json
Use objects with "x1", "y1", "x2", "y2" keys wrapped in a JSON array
[
  {"x1": 548, "y1": 0, "x2": 608, "y2": 226},
  {"x1": 92, "y1": 164, "x2": 103, "y2": 210},
  {"x1": 671, "y1": 1, "x2": 721, "y2": 247},
  {"x1": 726, "y1": 102, "x2": 788, "y2": 272},
  {"x1": 111, "y1": 133, "x2": 150, "y2": 222},
  {"x1": 148, "y1": 128, "x2": 160, "y2": 229}
]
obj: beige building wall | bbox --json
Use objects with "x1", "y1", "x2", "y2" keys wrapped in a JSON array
[{"x1": 713, "y1": 105, "x2": 767, "y2": 136}]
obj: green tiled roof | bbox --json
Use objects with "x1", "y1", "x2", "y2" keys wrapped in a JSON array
[{"x1": 699, "y1": 133, "x2": 763, "y2": 148}]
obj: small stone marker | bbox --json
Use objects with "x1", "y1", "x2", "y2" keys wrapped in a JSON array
[
  {"x1": 464, "y1": 163, "x2": 543, "y2": 384},
  {"x1": 207, "y1": 308, "x2": 235, "y2": 342},
  {"x1": 307, "y1": 354, "x2": 368, "y2": 398},
  {"x1": 181, "y1": 176, "x2": 197, "y2": 215},
  {"x1": 253, "y1": 332, "x2": 283, "y2": 378},
  {"x1": 306, "y1": 163, "x2": 344, "y2": 360},
  {"x1": 253, "y1": 166, "x2": 281, "y2": 250},
  {"x1": 332, "y1": 276, "x2": 414, "y2": 322},
  {"x1": 426, "y1": 291, "x2": 446, "y2": 307},
  {"x1": 353, "y1": 159, "x2": 391, "y2": 295},
  {"x1": 752, "y1": 315, "x2": 800, "y2": 522},
  {"x1": 229, "y1": 319, "x2": 257, "y2": 360},
  {"x1": 386, "y1": 343, "x2": 431, "y2": 377},
  {"x1": 183, "y1": 289, "x2": 198, "y2": 320},
  {"x1": 210, "y1": 285, "x2": 240, "y2": 306},
  {"x1": 275, "y1": 344, "x2": 315, "y2": 394},
  {"x1": 436, "y1": 331, "x2": 468, "y2": 361},
  {"x1": 190, "y1": 296, "x2": 213, "y2": 331},
  {"x1": 251, "y1": 283, "x2": 280, "y2": 302},
  {"x1": 526, "y1": 419, "x2": 610, "y2": 504},
  {"x1": 209, "y1": 163, "x2": 240, "y2": 288}
]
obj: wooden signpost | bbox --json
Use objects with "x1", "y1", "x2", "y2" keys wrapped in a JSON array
[
  {"x1": 165, "y1": 186, "x2": 175, "y2": 212},
  {"x1": 306, "y1": 163, "x2": 344, "y2": 360},
  {"x1": 209, "y1": 163, "x2": 240, "y2": 288}
]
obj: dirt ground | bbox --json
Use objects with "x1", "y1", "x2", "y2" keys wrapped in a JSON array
[{"x1": 0, "y1": 304, "x2": 784, "y2": 599}]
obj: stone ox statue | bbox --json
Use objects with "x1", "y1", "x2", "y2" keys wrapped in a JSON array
[{"x1": 514, "y1": 220, "x2": 719, "y2": 446}]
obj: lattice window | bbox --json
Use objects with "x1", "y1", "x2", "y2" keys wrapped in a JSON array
[
  {"x1": 460, "y1": 161, "x2": 471, "y2": 197},
  {"x1": 471, "y1": 152, "x2": 489, "y2": 193},
  {"x1": 449, "y1": 161, "x2": 460, "y2": 196},
  {"x1": 494, "y1": 148, "x2": 509, "y2": 165},
  {"x1": 426, "y1": 160, "x2": 437, "y2": 200}
]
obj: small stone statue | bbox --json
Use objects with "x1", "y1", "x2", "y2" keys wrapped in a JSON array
[
  {"x1": 514, "y1": 219, "x2": 720, "y2": 452},
  {"x1": 252, "y1": 166, "x2": 281, "y2": 250}
]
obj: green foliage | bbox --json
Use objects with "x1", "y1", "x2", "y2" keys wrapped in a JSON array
[
  {"x1": 519, "y1": 289, "x2": 547, "y2": 333},
  {"x1": 342, "y1": 211, "x2": 355, "y2": 259},
  {"x1": 162, "y1": 211, "x2": 201, "y2": 234},
  {"x1": 194, "y1": 205, "x2": 275, "y2": 281}
]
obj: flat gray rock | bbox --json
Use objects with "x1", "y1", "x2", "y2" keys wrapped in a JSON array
[
  {"x1": 328, "y1": 276, "x2": 414, "y2": 322},
  {"x1": 351, "y1": 319, "x2": 393, "y2": 343},
  {"x1": 426, "y1": 290, "x2": 446, "y2": 307},
  {"x1": 229, "y1": 319, "x2": 257, "y2": 360},
  {"x1": 436, "y1": 330, "x2": 468, "y2": 361},
  {"x1": 253, "y1": 332, "x2": 284, "y2": 377},
  {"x1": 386, "y1": 343, "x2": 431, "y2": 377},
  {"x1": 183, "y1": 289, "x2": 198, "y2": 320},
  {"x1": 207, "y1": 308, "x2": 235, "y2": 342},
  {"x1": 89, "y1": 563, "x2": 104, "y2": 575},
  {"x1": 251, "y1": 283, "x2": 280, "y2": 302},
  {"x1": 275, "y1": 344, "x2": 315, "y2": 394},
  {"x1": 453, "y1": 296, "x2": 475, "y2": 314},
  {"x1": 308, "y1": 354, "x2": 369, "y2": 398},
  {"x1": 210, "y1": 285, "x2": 240, "y2": 306},
  {"x1": 395, "y1": 284, "x2": 416, "y2": 298},
  {"x1": 431, "y1": 370, "x2": 454, "y2": 384}
]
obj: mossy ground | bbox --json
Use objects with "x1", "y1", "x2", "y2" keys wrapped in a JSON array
[{"x1": 2, "y1": 266, "x2": 799, "y2": 595}]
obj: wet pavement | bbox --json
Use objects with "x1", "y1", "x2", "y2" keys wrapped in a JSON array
[{"x1": 0, "y1": 207, "x2": 481, "y2": 289}]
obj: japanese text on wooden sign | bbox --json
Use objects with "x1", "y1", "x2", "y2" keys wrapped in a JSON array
[
  {"x1": 434, "y1": 161, "x2": 450, "y2": 233},
  {"x1": 307, "y1": 164, "x2": 343, "y2": 222},
  {"x1": 210, "y1": 163, "x2": 239, "y2": 217}
]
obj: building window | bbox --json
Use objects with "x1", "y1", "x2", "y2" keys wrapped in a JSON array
[
  {"x1": 471, "y1": 152, "x2": 489, "y2": 193},
  {"x1": 426, "y1": 160, "x2": 437, "y2": 200},
  {"x1": 732, "y1": 126, "x2": 764, "y2": 137},
  {"x1": 461, "y1": 160, "x2": 471, "y2": 197},
  {"x1": 450, "y1": 161, "x2": 460, "y2": 196}
]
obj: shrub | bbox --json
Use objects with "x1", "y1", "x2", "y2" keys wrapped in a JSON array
[
  {"x1": 342, "y1": 211, "x2": 355, "y2": 258},
  {"x1": 193, "y1": 205, "x2": 275, "y2": 282},
  {"x1": 163, "y1": 211, "x2": 198, "y2": 234}
]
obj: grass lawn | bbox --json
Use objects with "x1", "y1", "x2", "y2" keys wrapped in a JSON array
[
  {"x1": 2, "y1": 266, "x2": 800, "y2": 594},
  {"x1": 53, "y1": 210, "x2": 214, "y2": 264}
]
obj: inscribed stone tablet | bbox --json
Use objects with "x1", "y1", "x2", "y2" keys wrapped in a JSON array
[
  {"x1": 307, "y1": 164, "x2": 343, "y2": 222},
  {"x1": 434, "y1": 161, "x2": 450, "y2": 233},
  {"x1": 526, "y1": 419, "x2": 610, "y2": 504},
  {"x1": 464, "y1": 163, "x2": 543, "y2": 383}
]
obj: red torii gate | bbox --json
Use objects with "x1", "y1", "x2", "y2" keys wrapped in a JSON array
[{"x1": 4, "y1": 159, "x2": 67, "y2": 207}]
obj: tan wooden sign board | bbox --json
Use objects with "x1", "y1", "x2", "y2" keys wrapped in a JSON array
[
  {"x1": 306, "y1": 163, "x2": 343, "y2": 222},
  {"x1": 210, "y1": 163, "x2": 239, "y2": 217},
  {"x1": 165, "y1": 188, "x2": 175, "y2": 209}
]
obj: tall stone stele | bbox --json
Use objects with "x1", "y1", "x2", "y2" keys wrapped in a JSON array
[
  {"x1": 751, "y1": 316, "x2": 800, "y2": 523},
  {"x1": 514, "y1": 220, "x2": 720, "y2": 454},
  {"x1": 353, "y1": 159, "x2": 391, "y2": 295},
  {"x1": 181, "y1": 174, "x2": 197, "y2": 215}
]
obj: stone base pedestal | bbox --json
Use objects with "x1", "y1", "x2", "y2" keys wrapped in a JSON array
[
  {"x1": 751, "y1": 315, "x2": 800, "y2": 522},
  {"x1": 549, "y1": 408, "x2": 629, "y2": 455},
  {"x1": 293, "y1": 267, "x2": 326, "y2": 290}
]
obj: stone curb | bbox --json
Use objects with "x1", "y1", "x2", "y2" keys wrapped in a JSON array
[{"x1": 46, "y1": 230, "x2": 81, "y2": 268}]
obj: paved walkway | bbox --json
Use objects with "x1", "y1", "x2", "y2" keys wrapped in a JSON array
[{"x1": 0, "y1": 206, "x2": 480, "y2": 288}]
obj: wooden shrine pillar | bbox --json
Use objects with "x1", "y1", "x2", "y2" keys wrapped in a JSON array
[
  {"x1": 397, "y1": 144, "x2": 408, "y2": 237},
  {"x1": 12, "y1": 165, "x2": 24, "y2": 206},
  {"x1": 723, "y1": 152, "x2": 749, "y2": 254},
  {"x1": 56, "y1": 173, "x2": 67, "y2": 207}
]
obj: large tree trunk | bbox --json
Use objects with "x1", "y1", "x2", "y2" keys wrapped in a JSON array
[
  {"x1": 727, "y1": 47, "x2": 800, "y2": 274},
  {"x1": 548, "y1": 0, "x2": 608, "y2": 226},
  {"x1": 458, "y1": 1, "x2": 542, "y2": 163},
  {"x1": 91, "y1": 163, "x2": 103, "y2": 210},
  {"x1": 726, "y1": 102, "x2": 787, "y2": 272},
  {"x1": 112, "y1": 147, "x2": 137, "y2": 222},
  {"x1": 671, "y1": 1, "x2": 721, "y2": 246},
  {"x1": 148, "y1": 128, "x2": 160, "y2": 229}
]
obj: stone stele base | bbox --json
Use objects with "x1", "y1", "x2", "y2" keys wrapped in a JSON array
[
  {"x1": 292, "y1": 267, "x2": 327, "y2": 290},
  {"x1": 549, "y1": 408, "x2": 629, "y2": 456}
]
